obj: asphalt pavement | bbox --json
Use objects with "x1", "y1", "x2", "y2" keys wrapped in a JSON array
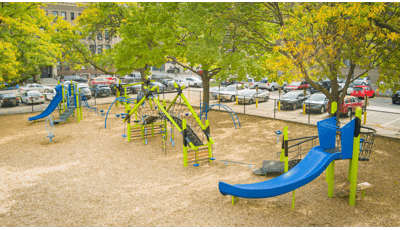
[{"x1": 1, "y1": 75, "x2": 399, "y2": 139}]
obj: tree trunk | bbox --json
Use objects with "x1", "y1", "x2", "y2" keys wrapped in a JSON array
[
  {"x1": 201, "y1": 75, "x2": 210, "y2": 112},
  {"x1": 137, "y1": 65, "x2": 148, "y2": 92}
]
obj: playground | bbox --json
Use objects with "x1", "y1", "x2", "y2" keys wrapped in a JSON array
[{"x1": 0, "y1": 98, "x2": 399, "y2": 226}]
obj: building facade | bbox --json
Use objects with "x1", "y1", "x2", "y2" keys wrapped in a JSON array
[{"x1": 41, "y1": 3, "x2": 122, "y2": 80}]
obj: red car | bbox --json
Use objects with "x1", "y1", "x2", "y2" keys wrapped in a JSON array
[
  {"x1": 327, "y1": 96, "x2": 363, "y2": 117},
  {"x1": 283, "y1": 81, "x2": 309, "y2": 93},
  {"x1": 351, "y1": 85, "x2": 375, "y2": 98}
]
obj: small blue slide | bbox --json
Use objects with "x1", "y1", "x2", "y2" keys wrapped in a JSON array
[
  {"x1": 219, "y1": 146, "x2": 341, "y2": 198},
  {"x1": 29, "y1": 85, "x2": 63, "y2": 121}
]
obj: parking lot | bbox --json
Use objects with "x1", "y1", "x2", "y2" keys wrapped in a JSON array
[{"x1": 1, "y1": 74, "x2": 399, "y2": 138}]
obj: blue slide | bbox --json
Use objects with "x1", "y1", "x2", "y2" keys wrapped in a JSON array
[
  {"x1": 29, "y1": 85, "x2": 63, "y2": 121},
  {"x1": 219, "y1": 146, "x2": 341, "y2": 198}
]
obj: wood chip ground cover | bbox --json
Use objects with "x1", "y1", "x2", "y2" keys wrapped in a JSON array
[{"x1": 0, "y1": 104, "x2": 399, "y2": 226}]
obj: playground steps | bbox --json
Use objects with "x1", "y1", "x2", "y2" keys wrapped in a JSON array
[
  {"x1": 336, "y1": 182, "x2": 372, "y2": 198},
  {"x1": 252, "y1": 159, "x2": 302, "y2": 176},
  {"x1": 172, "y1": 116, "x2": 203, "y2": 146},
  {"x1": 53, "y1": 97, "x2": 75, "y2": 123},
  {"x1": 187, "y1": 146, "x2": 210, "y2": 164}
]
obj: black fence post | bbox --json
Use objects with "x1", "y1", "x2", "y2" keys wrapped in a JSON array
[{"x1": 244, "y1": 96, "x2": 246, "y2": 114}]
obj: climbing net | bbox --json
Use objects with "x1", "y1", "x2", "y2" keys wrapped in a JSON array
[{"x1": 167, "y1": 96, "x2": 207, "y2": 145}]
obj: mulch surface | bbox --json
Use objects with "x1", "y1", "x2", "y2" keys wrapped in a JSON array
[{"x1": 0, "y1": 103, "x2": 399, "y2": 226}]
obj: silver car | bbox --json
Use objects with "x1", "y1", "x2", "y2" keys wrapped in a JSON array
[
  {"x1": 43, "y1": 88, "x2": 57, "y2": 100},
  {"x1": 237, "y1": 89, "x2": 270, "y2": 104},
  {"x1": 213, "y1": 85, "x2": 249, "y2": 102},
  {"x1": 18, "y1": 83, "x2": 52, "y2": 95},
  {"x1": 353, "y1": 77, "x2": 371, "y2": 86},
  {"x1": 258, "y1": 78, "x2": 281, "y2": 91},
  {"x1": 303, "y1": 93, "x2": 329, "y2": 113},
  {"x1": 77, "y1": 83, "x2": 92, "y2": 100},
  {"x1": 21, "y1": 91, "x2": 45, "y2": 104}
]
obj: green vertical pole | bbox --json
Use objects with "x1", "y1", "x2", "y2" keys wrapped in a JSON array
[
  {"x1": 62, "y1": 84, "x2": 65, "y2": 112},
  {"x1": 75, "y1": 83, "x2": 80, "y2": 123},
  {"x1": 124, "y1": 88, "x2": 128, "y2": 114},
  {"x1": 281, "y1": 126, "x2": 288, "y2": 162},
  {"x1": 183, "y1": 119, "x2": 188, "y2": 167},
  {"x1": 349, "y1": 107, "x2": 362, "y2": 206},
  {"x1": 206, "y1": 120, "x2": 212, "y2": 161},
  {"x1": 152, "y1": 122, "x2": 155, "y2": 137},
  {"x1": 326, "y1": 101, "x2": 337, "y2": 196},
  {"x1": 292, "y1": 190, "x2": 296, "y2": 210}
]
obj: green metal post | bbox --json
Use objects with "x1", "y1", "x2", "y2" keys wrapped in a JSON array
[
  {"x1": 281, "y1": 126, "x2": 288, "y2": 162},
  {"x1": 349, "y1": 107, "x2": 362, "y2": 206},
  {"x1": 206, "y1": 120, "x2": 212, "y2": 161},
  {"x1": 75, "y1": 83, "x2": 80, "y2": 122},
  {"x1": 163, "y1": 100, "x2": 167, "y2": 138},
  {"x1": 283, "y1": 126, "x2": 288, "y2": 171},
  {"x1": 292, "y1": 190, "x2": 296, "y2": 210}
]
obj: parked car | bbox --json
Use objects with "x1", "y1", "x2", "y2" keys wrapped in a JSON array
[
  {"x1": 174, "y1": 78, "x2": 188, "y2": 87},
  {"x1": 0, "y1": 93, "x2": 20, "y2": 107},
  {"x1": 328, "y1": 96, "x2": 363, "y2": 117},
  {"x1": 258, "y1": 78, "x2": 280, "y2": 91},
  {"x1": 149, "y1": 82, "x2": 167, "y2": 92},
  {"x1": 303, "y1": 93, "x2": 329, "y2": 114},
  {"x1": 392, "y1": 91, "x2": 400, "y2": 104},
  {"x1": 309, "y1": 81, "x2": 331, "y2": 94},
  {"x1": 278, "y1": 91, "x2": 310, "y2": 110},
  {"x1": 90, "y1": 84, "x2": 111, "y2": 97},
  {"x1": 77, "y1": 83, "x2": 92, "y2": 100},
  {"x1": 335, "y1": 83, "x2": 354, "y2": 95},
  {"x1": 237, "y1": 89, "x2": 270, "y2": 104},
  {"x1": 220, "y1": 78, "x2": 238, "y2": 87},
  {"x1": 62, "y1": 75, "x2": 88, "y2": 83},
  {"x1": 151, "y1": 74, "x2": 172, "y2": 80},
  {"x1": 90, "y1": 76, "x2": 117, "y2": 86},
  {"x1": 18, "y1": 83, "x2": 52, "y2": 95},
  {"x1": 154, "y1": 79, "x2": 174, "y2": 91},
  {"x1": 351, "y1": 85, "x2": 375, "y2": 98},
  {"x1": 353, "y1": 77, "x2": 371, "y2": 86},
  {"x1": 110, "y1": 83, "x2": 131, "y2": 96},
  {"x1": 213, "y1": 85, "x2": 249, "y2": 102},
  {"x1": 21, "y1": 91, "x2": 45, "y2": 104},
  {"x1": 43, "y1": 88, "x2": 57, "y2": 100},
  {"x1": 128, "y1": 84, "x2": 143, "y2": 94},
  {"x1": 167, "y1": 67, "x2": 180, "y2": 73},
  {"x1": 184, "y1": 77, "x2": 203, "y2": 88},
  {"x1": 240, "y1": 78, "x2": 259, "y2": 89},
  {"x1": 283, "y1": 81, "x2": 310, "y2": 93},
  {"x1": 121, "y1": 76, "x2": 142, "y2": 84}
]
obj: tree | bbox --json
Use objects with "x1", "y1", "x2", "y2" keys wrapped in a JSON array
[
  {"x1": 168, "y1": 2, "x2": 267, "y2": 106},
  {"x1": 0, "y1": 2, "x2": 64, "y2": 87},
  {"x1": 230, "y1": 2, "x2": 400, "y2": 121}
]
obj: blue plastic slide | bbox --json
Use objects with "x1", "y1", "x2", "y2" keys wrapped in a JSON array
[
  {"x1": 28, "y1": 85, "x2": 62, "y2": 121},
  {"x1": 219, "y1": 146, "x2": 341, "y2": 198}
]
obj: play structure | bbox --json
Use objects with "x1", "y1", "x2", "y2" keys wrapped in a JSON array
[
  {"x1": 28, "y1": 81, "x2": 84, "y2": 124},
  {"x1": 200, "y1": 103, "x2": 241, "y2": 129},
  {"x1": 219, "y1": 102, "x2": 376, "y2": 208},
  {"x1": 81, "y1": 93, "x2": 99, "y2": 115},
  {"x1": 122, "y1": 82, "x2": 215, "y2": 167},
  {"x1": 253, "y1": 130, "x2": 319, "y2": 176}
]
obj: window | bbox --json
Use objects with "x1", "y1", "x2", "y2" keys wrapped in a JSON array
[
  {"x1": 343, "y1": 59, "x2": 351, "y2": 67},
  {"x1": 97, "y1": 33, "x2": 102, "y2": 40},
  {"x1": 57, "y1": 61, "x2": 62, "y2": 70},
  {"x1": 65, "y1": 65, "x2": 70, "y2": 71},
  {"x1": 97, "y1": 45, "x2": 103, "y2": 54},
  {"x1": 61, "y1": 12, "x2": 66, "y2": 20},
  {"x1": 105, "y1": 45, "x2": 111, "y2": 50},
  {"x1": 78, "y1": 13, "x2": 81, "y2": 17},
  {"x1": 89, "y1": 45, "x2": 95, "y2": 53},
  {"x1": 71, "y1": 12, "x2": 75, "y2": 20},
  {"x1": 45, "y1": 10, "x2": 48, "y2": 16},
  {"x1": 53, "y1": 11, "x2": 58, "y2": 21},
  {"x1": 105, "y1": 30, "x2": 109, "y2": 40}
]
